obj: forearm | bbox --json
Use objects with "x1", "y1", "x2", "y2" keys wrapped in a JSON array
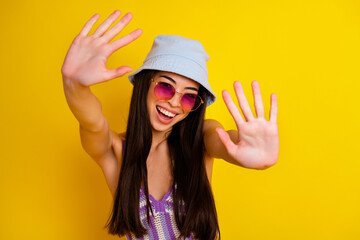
[
  {"x1": 205, "y1": 127, "x2": 240, "y2": 165},
  {"x1": 204, "y1": 120, "x2": 238, "y2": 161},
  {"x1": 62, "y1": 77, "x2": 105, "y2": 132}
]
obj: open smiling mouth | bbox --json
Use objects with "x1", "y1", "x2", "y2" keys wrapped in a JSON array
[{"x1": 156, "y1": 106, "x2": 177, "y2": 120}]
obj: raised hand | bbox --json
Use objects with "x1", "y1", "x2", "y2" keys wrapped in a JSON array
[
  {"x1": 61, "y1": 10, "x2": 142, "y2": 86},
  {"x1": 216, "y1": 81, "x2": 279, "y2": 169}
]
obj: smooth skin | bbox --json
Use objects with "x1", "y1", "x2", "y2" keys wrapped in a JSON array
[{"x1": 61, "y1": 10, "x2": 279, "y2": 200}]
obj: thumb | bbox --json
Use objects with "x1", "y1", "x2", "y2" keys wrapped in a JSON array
[
  {"x1": 105, "y1": 66, "x2": 133, "y2": 80},
  {"x1": 216, "y1": 128, "x2": 236, "y2": 156}
]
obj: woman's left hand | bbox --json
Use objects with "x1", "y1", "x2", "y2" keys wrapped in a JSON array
[{"x1": 216, "y1": 81, "x2": 279, "y2": 169}]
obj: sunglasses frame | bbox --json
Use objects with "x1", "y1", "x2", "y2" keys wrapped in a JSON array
[{"x1": 151, "y1": 78, "x2": 204, "y2": 112}]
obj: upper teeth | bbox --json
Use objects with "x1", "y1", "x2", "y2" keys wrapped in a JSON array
[{"x1": 157, "y1": 106, "x2": 176, "y2": 118}]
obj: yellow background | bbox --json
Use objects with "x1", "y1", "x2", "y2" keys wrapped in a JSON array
[{"x1": 1, "y1": 0, "x2": 359, "y2": 239}]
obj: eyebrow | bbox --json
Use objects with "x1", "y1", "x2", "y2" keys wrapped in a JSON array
[{"x1": 159, "y1": 75, "x2": 199, "y2": 92}]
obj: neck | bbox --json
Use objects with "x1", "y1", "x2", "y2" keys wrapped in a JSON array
[{"x1": 151, "y1": 128, "x2": 172, "y2": 149}]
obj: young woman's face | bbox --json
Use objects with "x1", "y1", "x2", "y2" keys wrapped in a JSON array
[{"x1": 147, "y1": 71, "x2": 201, "y2": 134}]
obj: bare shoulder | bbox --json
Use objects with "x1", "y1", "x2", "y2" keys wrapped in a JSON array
[
  {"x1": 98, "y1": 130, "x2": 126, "y2": 198},
  {"x1": 109, "y1": 131, "x2": 125, "y2": 166},
  {"x1": 203, "y1": 119, "x2": 224, "y2": 154},
  {"x1": 203, "y1": 120, "x2": 221, "y2": 185}
]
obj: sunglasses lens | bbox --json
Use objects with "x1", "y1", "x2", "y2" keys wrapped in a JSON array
[
  {"x1": 154, "y1": 82, "x2": 175, "y2": 100},
  {"x1": 181, "y1": 94, "x2": 200, "y2": 111},
  {"x1": 153, "y1": 80, "x2": 202, "y2": 111}
]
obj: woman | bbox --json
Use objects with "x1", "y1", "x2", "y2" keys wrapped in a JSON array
[{"x1": 61, "y1": 10, "x2": 279, "y2": 240}]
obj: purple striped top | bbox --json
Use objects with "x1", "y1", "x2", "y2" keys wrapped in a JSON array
[{"x1": 125, "y1": 184, "x2": 194, "y2": 240}]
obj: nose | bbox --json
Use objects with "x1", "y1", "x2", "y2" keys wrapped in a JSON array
[{"x1": 168, "y1": 92, "x2": 182, "y2": 108}]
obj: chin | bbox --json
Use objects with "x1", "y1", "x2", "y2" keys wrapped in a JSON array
[{"x1": 151, "y1": 124, "x2": 172, "y2": 134}]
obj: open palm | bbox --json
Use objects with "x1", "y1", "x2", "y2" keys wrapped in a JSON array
[
  {"x1": 61, "y1": 10, "x2": 142, "y2": 86},
  {"x1": 216, "y1": 81, "x2": 279, "y2": 169}
]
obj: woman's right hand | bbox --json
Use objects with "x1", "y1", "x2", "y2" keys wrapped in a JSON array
[{"x1": 61, "y1": 10, "x2": 142, "y2": 87}]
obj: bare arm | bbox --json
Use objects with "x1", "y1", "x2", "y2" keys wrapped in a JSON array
[
  {"x1": 62, "y1": 79, "x2": 106, "y2": 132},
  {"x1": 61, "y1": 10, "x2": 142, "y2": 196},
  {"x1": 203, "y1": 119, "x2": 240, "y2": 166},
  {"x1": 62, "y1": 78, "x2": 112, "y2": 162}
]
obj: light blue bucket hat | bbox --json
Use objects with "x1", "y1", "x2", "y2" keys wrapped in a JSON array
[{"x1": 128, "y1": 35, "x2": 216, "y2": 106}]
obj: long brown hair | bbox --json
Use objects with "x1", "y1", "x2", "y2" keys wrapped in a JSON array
[{"x1": 105, "y1": 70, "x2": 220, "y2": 240}]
